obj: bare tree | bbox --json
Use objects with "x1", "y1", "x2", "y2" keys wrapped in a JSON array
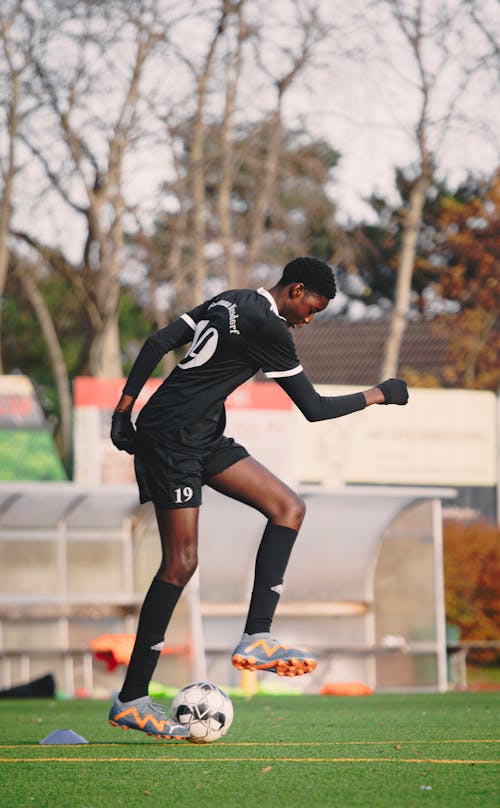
[
  {"x1": 465, "y1": 0, "x2": 500, "y2": 77},
  {"x1": 217, "y1": 0, "x2": 247, "y2": 289},
  {"x1": 152, "y1": 0, "x2": 333, "y2": 302},
  {"x1": 379, "y1": 0, "x2": 500, "y2": 377},
  {"x1": 20, "y1": 1, "x2": 166, "y2": 377},
  {"x1": 184, "y1": 3, "x2": 229, "y2": 306},
  {"x1": 126, "y1": 1, "x2": 235, "y2": 314},
  {"x1": 240, "y1": 3, "x2": 331, "y2": 284},
  {"x1": 381, "y1": 0, "x2": 434, "y2": 377}
]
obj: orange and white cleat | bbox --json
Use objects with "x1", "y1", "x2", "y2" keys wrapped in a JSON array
[
  {"x1": 108, "y1": 695, "x2": 189, "y2": 740},
  {"x1": 231, "y1": 633, "x2": 317, "y2": 677}
]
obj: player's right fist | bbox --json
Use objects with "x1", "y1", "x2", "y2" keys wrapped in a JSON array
[
  {"x1": 376, "y1": 378, "x2": 409, "y2": 405},
  {"x1": 111, "y1": 410, "x2": 136, "y2": 454}
]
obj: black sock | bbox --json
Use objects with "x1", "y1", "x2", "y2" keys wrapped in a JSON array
[
  {"x1": 244, "y1": 522, "x2": 298, "y2": 636},
  {"x1": 119, "y1": 577, "x2": 183, "y2": 702}
]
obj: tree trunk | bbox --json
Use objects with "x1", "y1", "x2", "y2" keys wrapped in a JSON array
[
  {"x1": 190, "y1": 108, "x2": 207, "y2": 307},
  {"x1": 464, "y1": 311, "x2": 497, "y2": 387},
  {"x1": 16, "y1": 262, "x2": 73, "y2": 471},
  {"x1": 0, "y1": 64, "x2": 19, "y2": 373},
  {"x1": 187, "y1": 9, "x2": 228, "y2": 306},
  {"x1": 91, "y1": 204, "x2": 124, "y2": 378},
  {"x1": 218, "y1": 1, "x2": 245, "y2": 289},
  {"x1": 380, "y1": 173, "x2": 429, "y2": 378},
  {"x1": 88, "y1": 317, "x2": 123, "y2": 378},
  {"x1": 241, "y1": 25, "x2": 315, "y2": 284},
  {"x1": 242, "y1": 111, "x2": 283, "y2": 285}
]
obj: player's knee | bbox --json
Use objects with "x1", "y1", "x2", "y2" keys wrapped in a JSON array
[
  {"x1": 273, "y1": 492, "x2": 306, "y2": 530},
  {"x1": 290, "y1": 494, "x2": 306, "y2": 528},
  {"x1": 158, "y1": 548, "x2": 198, "y2": 588}
]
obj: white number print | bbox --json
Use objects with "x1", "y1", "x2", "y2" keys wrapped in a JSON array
[
  {"x1": 173, "y1": 487, "x2": 194, "y2": 504},
  {"x1": 179, "y1": 319, "x2": 218, "y2": 369}
]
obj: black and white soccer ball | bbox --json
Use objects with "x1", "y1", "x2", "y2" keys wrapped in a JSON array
[{"x1": 171, "y1": 681, "x2": 233, "y2": 743}]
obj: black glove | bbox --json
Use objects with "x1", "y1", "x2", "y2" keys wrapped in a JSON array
[
  {"x1": 376, "y1": 378, "x2": 409, "y2": 405},
  {"x1": 111, "y1": 410, "x2": 136, "y2": 454}
]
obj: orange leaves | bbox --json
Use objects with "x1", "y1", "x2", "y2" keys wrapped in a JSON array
[
  {"x1": 436, "y1": 173, "x2": 500, "y2": 314},
  {"x1": 410, "y1": 170, "x2": 500, "y2": 390},
  {"x1": 443, "y1": 519, "x2": 500, "y2": 664}
]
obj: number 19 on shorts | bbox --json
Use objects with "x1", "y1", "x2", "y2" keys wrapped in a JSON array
[{"x1": 173, "y1": 486, "x2": 194, "y2": 504}]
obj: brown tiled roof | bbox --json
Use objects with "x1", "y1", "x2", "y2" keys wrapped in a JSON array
[{"x1": 291, "y1": 320, "x2": 448, "y2": 386}]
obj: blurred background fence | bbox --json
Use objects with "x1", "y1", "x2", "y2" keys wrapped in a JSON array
[{"x1": 0, "y1": 481, "x2": 454, "y2": 696}]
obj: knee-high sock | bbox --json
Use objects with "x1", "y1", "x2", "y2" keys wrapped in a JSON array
[
  {"x1": 119, "y1": 577, "x2": 183, "y2": 702},
  {"x1": 244, "y1": 523, "x2": 298, "y2": 636}
]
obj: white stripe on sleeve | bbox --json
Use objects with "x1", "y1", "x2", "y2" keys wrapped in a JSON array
[
  {"x1": 181, "y1": 313, "x2": 197, "y2": 331},
  {"x1": 264, "y1": 365, "x2": 303, "y2": 379}
]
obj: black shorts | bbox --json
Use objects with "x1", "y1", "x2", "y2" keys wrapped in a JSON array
[{"x1": 134, "y1": 432, "x2": 249, "y2": 509}]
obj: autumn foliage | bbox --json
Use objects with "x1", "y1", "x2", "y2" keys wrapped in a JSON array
[
  {"x1": 430, "y1": 172, "x2": 500, "y2": 390},
  {"x1": 443, "y1": 519, "x2": 500, "y2": 664}
]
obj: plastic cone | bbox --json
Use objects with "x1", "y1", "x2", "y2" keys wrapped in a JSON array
[{"x1": 40, "y1": 729, "x2": 88, "y2": 745}]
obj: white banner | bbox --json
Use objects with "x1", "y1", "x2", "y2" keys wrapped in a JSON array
[{"x1": 297, "y1": 386, "x2": 497, "y2": 487}]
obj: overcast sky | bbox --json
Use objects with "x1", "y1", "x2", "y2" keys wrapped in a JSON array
[
  {"x1": 9, "y1": 0, "x2": 500, "y2": 260},
  {"x1": 287, "y1": 0, "x2": 500, "y2": 222}
]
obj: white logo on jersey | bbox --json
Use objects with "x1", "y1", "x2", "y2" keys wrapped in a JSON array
[
  {"x1": 179, "y1": 320, "x2": 219, "y2": 369},
  {"x1": 208, "y1": 299, "x2": 240, "y2": 334}
]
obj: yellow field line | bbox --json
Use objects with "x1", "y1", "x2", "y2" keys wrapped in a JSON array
[
  {"x1": 0, "y1": 739, "x2": 498, "y2": 749},
  {"x1": 0, "y1": 756, "x2": 499, "y2": 764}
]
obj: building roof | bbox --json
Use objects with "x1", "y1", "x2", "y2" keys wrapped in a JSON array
[{"x1": 291, "y1": 319, "x2": 448, "y2": 386}]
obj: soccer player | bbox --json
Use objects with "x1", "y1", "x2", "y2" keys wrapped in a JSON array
[{"x1": 108, "y1": 256, "x2": 408, "y2": 739}]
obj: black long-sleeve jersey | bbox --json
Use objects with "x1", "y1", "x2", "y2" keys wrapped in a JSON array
[{"x1": 124, "y1": 287, "x2": 366, "y2": 449}]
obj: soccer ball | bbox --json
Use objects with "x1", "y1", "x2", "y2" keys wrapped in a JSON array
[{"x1": 171, "y1": 681, "x2": 233, "y2": 743}]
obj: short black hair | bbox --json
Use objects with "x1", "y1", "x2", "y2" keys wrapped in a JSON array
[{"x1": 277, "y1": 256, "x2": 337, "y2": 300}]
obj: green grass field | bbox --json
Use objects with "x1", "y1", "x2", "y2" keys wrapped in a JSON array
[{"x1": 0, "y1": 693, "x2": 498, "y2": 807}]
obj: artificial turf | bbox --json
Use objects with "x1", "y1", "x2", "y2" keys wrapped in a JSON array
[{"x1": 0, "y1": 692, "x2": 498, "y2": 807}]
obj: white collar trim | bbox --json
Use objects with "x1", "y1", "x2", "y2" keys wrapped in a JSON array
[{"x1": 257, "y1": 287, "x2": 285, "y2": 320}]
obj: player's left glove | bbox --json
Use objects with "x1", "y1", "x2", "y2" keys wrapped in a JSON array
[
  {"x1": 111, "y1": 410, "x2": 136, "y2": 454},
  {"x1": 376, "y1": 378, "x2": 409, "y2": 405}
]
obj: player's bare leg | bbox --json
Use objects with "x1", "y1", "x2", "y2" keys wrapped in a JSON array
[
  {"x1": 208, "y1": 456, "x2": 305, "y2": 529},
  {"x1": 119, "y1": 505, "x2": 200, "y2": 699},
  {"x1": 208, "y1": 457, "x2": 316, "y2": 677},
  {"x1": 154, "y1": 505, "x2": 200, "y2": 586}
]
